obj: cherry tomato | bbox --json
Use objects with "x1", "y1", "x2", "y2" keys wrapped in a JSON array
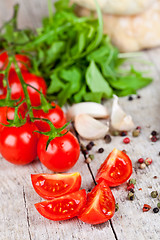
[
  {"x1": 96, "y1": 148, "x2": 132, "y2": 187},
  {"x1": 35, "y1": 189, "x2": 86, "y2": 221},
  {"x1": 0, "y1": 51, "x2": 31, "y2": 71},
  {"x1": 0, "y1": 74, "x2": 7, "y2": 99},
  {"x1": 33, "y1": 102, "x2": 66, "y2": 131},
  {"x1": 0, "y1": 121, "x2": 39, "y2": 165},
  {"x1": 31, "y1": 172, "x2": 81, "y2": 200},
  {"x1": 78, "y1": 180, "x2": 115, "y2": 225},
  {"x1": 8, "y1": 70, "x2": 47, "y2": 106},
  {"x1": 37, "y1": 131, "x2": 80, "y2": 172}
]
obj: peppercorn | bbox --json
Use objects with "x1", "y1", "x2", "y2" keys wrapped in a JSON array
[
  {"x1": 130, "y1": 188, "x2": 135, "y2": 193},
  {"x1": 137, "y1": 95, "x2": 141, "y2": 99},
  {"x1": 127, "y1": 184, "x2": 134, "y2": 191},
  {"x1": 143, "y1": 204, "x2": 151, "y2": 212},
  {"x1": 127, "y1": 192, "x2": 134, "y2": 201},
  {"x1": 145, "y1": 158, "x2": 152, "y2": 166},
  {"x1": 86, "y1": 143, "x2": 93, "y2": 151},
  {"x1": 128, "y1": 96, "x2": 133, "y2": 101},
  {"x1": 138, "y1": 158, "x2": 144, "y2": 164},
  {"x1": 136, "y1": 126, "x2": 141, "y2": 131},
  {"x1": 81, "y1": 144, "x2": 88, "y2": 155},
  {"x1": 128, "y1": 178, "x2": 136, "y2": 185},
  {"x1": 104, "y1": 134, "x2": 111, "y2": 143},
  {"x1": 150, "y1": 136, "x2": 158, "y2": 142},
  {"x1": 98, "y1": 148, "x2": 104, "y2": 153},
  {"x1": 85, "y1": 157, "x2": 92, "y2": 164},
  {"x1": 151, "y1": 191, "x2": 158, "y2": 198},
  {"x1": 122, "y1": 149, "x2": 127, "y2": 154},
  {"x1": 120, "y1": 131, "x2": 127, "y2": 136},
  {"x1": 115, "y1": 203, "x2": 119, "y2": 212},
  {"x1": 132, "y1": 129, "x2": 140, "y2": 137},
  {"x1": 140, "y1": 163, "x2": 146, "y2": 169},
  {"x1": 88, "y1": 154, "x2": 94, "y2": 160},
  {"x1": 123, "y1": 137, "x2": 130, "y2": 144},
  {"x1": 151, "y1": 130, "x2": 157, "y2": 136},
  {"x1": 153, "y1": 207, "x2": 159, "y2": 213},
  {"x1": 112, "y1": 130, "x2": 119, "y2": 136},
  {"x1": 157, "y1": 202, "x2": 160, "y2": 209}
]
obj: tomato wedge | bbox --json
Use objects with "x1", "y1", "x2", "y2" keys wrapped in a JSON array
[
  {"x1": 35, "y1": 189, "x2": 86, "y2": 221},
  {"x1": 96, "y1": 148, "x2": 132, "y2": 187},
  {"x1": 31, "y1": 172, "x2": 82, "y2": 200},
  {"x1": 78, "y1": 180, "x2": 115, "y2": 225}
]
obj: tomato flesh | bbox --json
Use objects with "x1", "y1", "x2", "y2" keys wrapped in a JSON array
[
  {"x1": 78, "y1": 180, "x2": 115, "y2": 224},
  {"x1": 37, "y1": 131, "x2": 80, "y2": 172},
  {"x1": 96, "y1": 148, "x2": 132, "y2": 187},
  {"x1": 35, "y1": 189, "x2": 86, "y2": 221},
  {"x1": 31, "y1": 172, "x2": 81, "y2": 200},
  {"x1": 33, "y1": 102, "x2": 66, "y2": 131}
]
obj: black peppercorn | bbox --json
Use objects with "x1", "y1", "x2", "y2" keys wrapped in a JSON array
[
  {"x1": 153, "y1": 207, "x2": 159, "y2": 213},
  {"x1": 98, "y1": 148, "x2": 104, "y2": 153},
  {"x1": 104, "y1": 134, "x2": 111, "y2": 143},
  {"x1": 128, "y1": 96, "x2": 133, "y2": 101},
  {"x1": 151, "y1": 131, "x2": 157, "y2": 136}
]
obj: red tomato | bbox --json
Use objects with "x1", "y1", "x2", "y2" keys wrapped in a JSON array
[
  {"x1": 35, "y1": 189, "x2": 86, "y2": 221},
  {"x1": 0, "y1": 107, "x2": 8, "y2": 132},
  {"x1": 78, "y1": 180, "x2": 115, "y2": 224},
  {"x1": 37, "y1": 131, "x2": 80, "y2": 172},
  {"x1": 0, "y1": 51, "x2": 31, "y2": 71},
  {"x1": 31, "y1": 172, "x2": 81, "y2": 200},
  {"x1": 96, "y1": 148, "x2": 132, "y2": 187},
  {"x1": 33, "y1": 102, "x2": 66, "y2": 131},
  {"x1": 8, "y1": 70, "x2": 47, "y2": 106},
  {"x1": 0, "y1": 121, "x2": 39, "y2": 165},
  {"x1": 0, "y1": 74, "x2": 7, "y2": 99}
]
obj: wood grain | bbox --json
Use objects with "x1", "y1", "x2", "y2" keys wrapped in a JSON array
[{"x1": 0, "y1": 1, "x2": 160, "y2": 240}]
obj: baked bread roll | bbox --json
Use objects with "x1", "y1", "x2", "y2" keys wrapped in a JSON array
[
  {"x1": 72, "y1": 0, "x2": 156, "y2": 15},
  {"x1": 76, "y1": 1, "x2": 160, "y2": 52}
]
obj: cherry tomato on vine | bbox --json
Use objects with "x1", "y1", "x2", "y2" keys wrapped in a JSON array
[
  {"x1": 31, "y1": 172, "x2": 81, "y2": 200},
  {"x1": 33, "y1": 102, "x2": 66, "y2": 131},
  {"x1": 95, "y1": 148, "x2": 132, "y2": 187},
  {"x1": 0, "y1": 51, "x2": 31, "y2": 71},
  {"x1": 0, "y1": 121, "x2": 39, "y2": 165},
  {"x1": 35, "y1": 189, "x2": 86, "y2": 221},
  {"x1": 0, "y1": 74, "x2": 7, "y2": 99},
  {"x1": 8, "y1": 70, "x2": 47, "y2": 106},
  {"x1": 78, "y1": 180, "x2": 115, "y2": 225},
  {"x1": 37, "y1": 131, "x2": 80, "y2": 172}
]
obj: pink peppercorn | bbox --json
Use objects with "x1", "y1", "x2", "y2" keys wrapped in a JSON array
[
  {"x1": 138, "y1": 158, "x2": 144, "y2": 164},
  {"x1": 127, "y1": 184, "x2": 135, "y2": 191},
  {"x1": 136, "y1": 126, "x2": 141, "y2": 131},
  {"x1": 123, "y1": 137, "x2": 130, "y2": 144},
  {"x1": 151, "y1": 136, "x2": 158, "y2": 142},
  {"x1": 145, "y1": 158, "x2": 152, "y2": 166}
]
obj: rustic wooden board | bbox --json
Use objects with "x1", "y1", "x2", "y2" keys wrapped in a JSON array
[{"x1": 0, "y1": 1, "x2": 160, "y2": 240}]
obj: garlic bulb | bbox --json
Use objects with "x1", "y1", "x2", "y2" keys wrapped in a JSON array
[
  {"x1": 111, "y1": 95, "x2": 134, "y2": 131},
  {"x1": 67, "y1": 102, "x2": 109, "y2": 121},
  {"x1": 74, "y1": 114, "x2": 109, "y2": 140}
]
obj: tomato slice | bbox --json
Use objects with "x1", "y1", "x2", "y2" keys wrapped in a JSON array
[
  {"x1": 78, "y1": 180, "x2": 115, "y2": 224},
  {"x1": 35, "y1": 189, "x2": 86, "y2": 221},
  {"x1": 31, "y1": 172, "x2": 81, "y2": 200},
  {"x1": 96, "y1": 148, "x2": 132, "y2": 187}
]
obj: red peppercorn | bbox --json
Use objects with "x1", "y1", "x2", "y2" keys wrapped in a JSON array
[
  {"x1": 143, "y1": 204, "x2": 151, "y2": 212},
  {"x1": 138, "y1": 158, "x2": 144, "y2": 164},
  {"x1": 151, "y1": 136, "x2": 158, "y2": 142},
  {"x1": 145, "y1": 158, "x2": 152, "y2": 166},
  {"x1": 136, "y1": 126, "x2": 141, "y2": 131},
  {"x1": 123, "y1": 137, "x2": 130, "y2": 144},
  {"x1": 127, "y1": 184, "x2": 135, "y2": 191}
]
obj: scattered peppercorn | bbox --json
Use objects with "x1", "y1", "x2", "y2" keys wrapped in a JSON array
[
  {"x1": 153, "y1": 207, "x2": 159, "y2": 213},
  {"x1": 137, "y1": 95, "x2": 141, "y2": 99},
  {"x1": 127, "y1": 184, "x2": 134, "y2": 191},
  {"x1": 130, "y1": 188, "x2": 135, "y2": 193},
  {"x1": 128, "y1": 178, "x2": 136, "y2": 185},
  {"x1": 138, "y1": 188, "x2": 142, "y2": 191},
  {"x1": 120, "y1": 131, "x2": 128, "y2": 136},
  {"x1": 123, "y1": 137, "x2": 130, "y2": 144},
  {"x1": 112, "y1": 130, "x2": 119, "y2": 136},
  {"x1": 81, "y1": 144, "x2": 88, "y2": 155},
  {"x1": 143, "y1": 204, "x2": 151, "y2": 212},
  {"x1": 136, "y1": 126, "x2": 141, "y2": 131},
  {"x1": 153, "y1": 176, "x2": 157, "y2": 179},
  {"x1": 145, "y1": 158, "x2": 152, "y2": 166},
  {"x1": 85, "y1": 157, "x2": 92, "y2": 164},
  {"x1": 151, "y1": 130, "x2": 157, "y2": 136},
  {"x1": 104, "y1": 134, "x2": 111, "y2": 143},
  {"x1": 157, "y1": 202, "x2": 160, "y2": 209},
  {"x1": 159, "y1": 152, "x2": 160, "y2": 156},
  {"x1": 140, "y1": 163, "x2": 146, "y2": 169},
  {"x1": 88, "y1": 154, "x2": 94, "y2": 160},
  {"x1": 128, "y1": 95, "x2": 133, "y2": 101},
  {"x1": 86, "y1": 142, "x2": 93, "y2": 151},
  {"x1": 115, "y1": 203, "x2": 119, "y2": 212},
  {"x1": 132, "y1": 129, "x2": 140, "y2": 137},
  {"x1": 151, "y1": 191, "x2": 158, "y2": 198},
  {"x1": 127, "y1": 192, "x2": 134, "y2": 201},
  {"x1": 98, "y1": 148, "x2": 104, "y2": 153},
  {"x1": 150, "y1": 136, "x2": 158, "y2": 142},
  {"x1": 138, "y1": 158, "x2": 144, "y2": 164}
]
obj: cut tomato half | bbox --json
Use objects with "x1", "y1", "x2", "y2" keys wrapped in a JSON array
[
  {"x1": 31, "y1": 172, "x2": 81, "y2": 200},
  {"x1": 35, "y1": 189, "x2": 86, "y2": 221},
  {"x1": 96, "y1": 148, "x2": 132, "y2": 187},
  {"x1": 78, "y1": 180, "x2": 115, "y2": 225}
]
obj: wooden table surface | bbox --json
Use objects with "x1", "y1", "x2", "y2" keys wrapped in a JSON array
[{"x1": 0, "y1": 1, "x2": 160, "y2": 240}]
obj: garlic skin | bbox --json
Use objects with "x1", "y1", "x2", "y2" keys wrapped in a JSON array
[
  {"x1": 67, "y1": 102, "x2": 109, "y2": 121},
  {"x1": 111, "y1": 95, "x2": 134, "y2": 131},
  {"x1": 74, "y1": 114, "x2": 109, "y2": 140}
]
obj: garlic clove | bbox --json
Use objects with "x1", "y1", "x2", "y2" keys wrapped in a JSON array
[
  {"x1": 67, "y1": 102, "x2": 109, "y2": 121},
  {"x1": 111, "y1": 95, "x2": 134, "y2": 131},
  {"x1": 74, "y1": 114, "x2": 109, "y2": 140}
]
